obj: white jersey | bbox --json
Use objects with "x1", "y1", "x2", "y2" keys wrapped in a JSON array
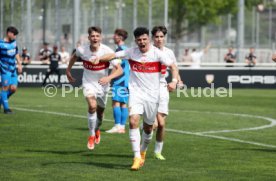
[
  {"x1": 115, "y1": 45, "x2": 173, "y2": 103},
  {"x1": 190, "y1": 51, "x2": 204, "y2": 68},
  {"x1": 76, "y1": 44, "x2": 118, "y2": 91},
  {"x1": 159, "y1": 47, "x2": 177, "y2": 84},
  {"x1": 59, "y1": 51, "x2": 70, "y2": 64}
]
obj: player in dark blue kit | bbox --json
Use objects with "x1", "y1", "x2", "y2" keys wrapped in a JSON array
[
  {"x1": 0, "y1": 26, "x2": 22, "y2": 114},
  {"x1": 106, "y1": 29, "x2": 130, "y2": 134}
]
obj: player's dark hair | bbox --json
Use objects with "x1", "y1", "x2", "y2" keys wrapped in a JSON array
[
  {"x1": 6, "y1": 26, "x2": 19, "y2": 35},
  {"x1": 151, "y1": 26, "x2": 167, "y2": 36},
  {"x1": 88, "y1": 26, "x2": 102, "y2": 35},
  {"x1": 114, "y1": 29, "x2": 128, "y2": 41},
  {"x1": 133, "y1": 27, "x2": 149, "y2": 38}
]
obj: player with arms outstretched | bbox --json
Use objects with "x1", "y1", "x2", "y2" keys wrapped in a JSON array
[{"x1": 91, "y1": 27, "x2": 179, "y2": 170}]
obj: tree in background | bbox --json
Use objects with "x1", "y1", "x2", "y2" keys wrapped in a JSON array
[{"x1": 169, "y1": 0, "x2": 238, "y2": 57}]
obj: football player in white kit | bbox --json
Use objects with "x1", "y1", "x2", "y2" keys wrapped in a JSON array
[
  {"x1": 90, "y1": 27, "x2": 179, "y2": 170},
  {"x1": 151, "y1": 26, "x2": 183, "y2": 160},
  {"x1": 66, "y1": 26, "x2": 123, "y2": 150}
]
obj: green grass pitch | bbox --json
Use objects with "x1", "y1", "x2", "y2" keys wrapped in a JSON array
[{"x1": 0, "y1": 88, "x2": 276, "y2": 181}]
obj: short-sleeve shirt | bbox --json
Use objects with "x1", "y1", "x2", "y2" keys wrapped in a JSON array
[
  {"x1": 21, "y1": 53, "x2": 31, "y2": 65},
  {"x1": 76, "y1": 43, "x2": 119, "y2": 85},
  {"x1": 245, "y1": 53, "x2": 256, "y2": 63},
  {"x1": 0, "y1": 39, "x2": 18, "y2": 74},
  {"x1": 191, "y1": 51, "x2": 204, "y2": 68},
  {"x1": 39, "y1": 48, "x2": 52, "y2": 61},
  {"x1": 49, "y1": 53, "x2": 61, "y2": 69},
  {"x1": 115, "y1": 45, "x2": 173, "y2": 103},
  {"x1": 159, "y1": 47, "x2": 177, "y2": 84},
  {"x1": 224, "y1": 52, "x2": 236, "y2": 63}
]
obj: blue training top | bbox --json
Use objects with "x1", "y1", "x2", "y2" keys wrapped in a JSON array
[
  {"x1": 112, "y1": 45, "x2": 130, "y2": 87},
  {"x1": 0, "y1": 39, "x2": 18, "y2": 74}
]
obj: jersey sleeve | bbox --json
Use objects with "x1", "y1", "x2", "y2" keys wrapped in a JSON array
[
  {"x1": 168, "y1": 49, "x2": 177, "y2": 65},
  {"x1": 75, "y1": 47, "x2": 83, "y2": 57},
  {"x1": 110, "y1": 59, "x2": 121, "y2": 66},
  {"x1": 104, "y1": 45, "x2": 115, "y2": 54},
  {"x1": 115, "y1": 49, "x2": 130, "y2": 59},
  {"x1": 158, "y1": 50, "x2": 173, "y2": 66}
]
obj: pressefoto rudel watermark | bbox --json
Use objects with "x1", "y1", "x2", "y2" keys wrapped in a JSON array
[{"x1": 43, "y1": 83, "x2": 233, "y2": 98}]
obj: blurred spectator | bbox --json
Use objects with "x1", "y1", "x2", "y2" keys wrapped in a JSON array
[
  {"x1": 59, "y1": 46, "x2": 70, "y2": 65},
  {"x1": 181, "y1": 48, "x2": 192, "y2": 65},
  {"x1": 42, "y1": 45, "x2": 61, "y2": 86},
  {"x1": 39, "y1": 42, "x2": 52, "y2": 64},
  {"x1": 190, "y1": 43, "x2": 211, "y2": 68},
  {"x1": 224, "y1": 47, "x2": 236, "y2": 67},
  {"x1": 272, "y1": 52, "x2": 276, "y2": 62},
  {"x1": 245, "y1": 48, "x2": 257, "y2": 67},
  {"x1": 21, "y1": 47, "x2": 31, "y2": 65}
]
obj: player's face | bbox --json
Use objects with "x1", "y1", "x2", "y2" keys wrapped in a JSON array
[
  {"x1": 135, "y1": 34, "x2": 150, "y2": 53},
  {"x1": 113, "y1": 34, "x2": 121, "y2": 45},
  {"x1": 7, "y1": 32, "x2": 16, "y2": 41},
  {"x1": 88, "y1": 31, "x2": 101, "y2": 48},
  {"x1": 153, "y1": 31, "x2": 165, "y2": 48}
]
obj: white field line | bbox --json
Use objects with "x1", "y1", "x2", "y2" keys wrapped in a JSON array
[
  {"x1": 13, "y1": 107, "x2": 276, "y2": 149},
  {"x1": 170, "y1": 109, "x2": 276, "y2": 134}
]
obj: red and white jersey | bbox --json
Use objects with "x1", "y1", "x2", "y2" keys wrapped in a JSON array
[
  {"x1": 115, "y1": 45, "x2": 173, "y2": 103},
  {"x1": 76, "y1": 44, "x2": 118, "y2": 89},
  {"x1": 159, "y1": 46, "x2": 177, "y2": 84}
]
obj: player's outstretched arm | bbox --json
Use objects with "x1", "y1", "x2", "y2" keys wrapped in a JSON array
[
  {"x1": 66, "y1": 53, "x2": 77, "y2": 83},
  {"x1": 90, "y1": 53, "x2": 116, "y2": 64},
  {"x1": 98, "y1": 64, "x2": 123, "y2": 85},
  {"x1": 16, "y1": 54, "x2": 22, "y2": 74}
]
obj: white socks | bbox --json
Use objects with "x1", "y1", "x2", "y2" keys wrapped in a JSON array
[
  {"x1": 88, "y1": 112, "x2": 97, "y2": 136},
  {"x1": 129, "y1": 128, "x2": 141, "y2": 158},
  {"x1": 154, "y1": 141, "x2": 164, "y2": 154},
  {"x1": 141, "y1": 130, "x2": 153, "y2": 152}
]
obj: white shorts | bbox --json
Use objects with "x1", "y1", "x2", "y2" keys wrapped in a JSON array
[
  {"x1": 82, "y1": 82, "x2": 109, "y2": 108},
  {"x1": 158, "y1": 83, "x2": 169, "y2": 115},
  {"x1": 129, "y1": 99, "x2": 158, "y2": 125}
]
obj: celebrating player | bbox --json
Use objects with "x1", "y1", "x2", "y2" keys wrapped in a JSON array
[
  {"x1": 66, "y1": 26, "x2": 123, "y2": 150},
  {"x1": 91, "y1": 27, "x2": 179, "y2": 170},
  {"x1": 106, "y1": 29, "x2": 129, "y2": 134},
  {"x1": 0, "y1": 26, "x2": 22, "y2": 114},
  {"x1": 151, "y1": 26, "x2": 183, "y2": 160}
]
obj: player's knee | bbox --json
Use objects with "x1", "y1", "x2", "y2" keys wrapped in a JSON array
[
  {"x1": 10, "y1": 87, "x2": 17, "y2": 93},
  {"x1": 143, "y1": 124, "x2": 153, "y2": 134},
  {"x1": 88, "y1": 106, "x2": 96, "y2": 113},
  {"x1": 129, "y1": 116, "x2": 139, "y2": 128},
  {"x1": 158, "y1": 120, "x2": 165, "y2": 129}
]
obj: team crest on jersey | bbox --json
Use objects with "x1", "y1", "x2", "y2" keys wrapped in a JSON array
[
  {"x1": 205, "y1": 74, "x2": 214, "y2": 84},
  {"x1": 7, "y1": 49, "x2": 16, "y2": 56}
]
